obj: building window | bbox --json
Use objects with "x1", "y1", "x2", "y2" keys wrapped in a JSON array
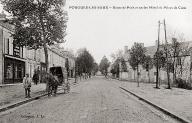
[
  {"x1": 5, "y1": 63, "x2": 13, "y2": 79},
  {"x1": 21, "y1": 47, "x2": 23, "y2": 58},
  {"x1": 14, "y1": 64, "x2": 23, "y2": 79},
  {"x1": 4, "y1": 57, "x2": 25, "y2": 84},
  {"x1": 177, "y1": 57, "x2": 182, "y2": 66},
  {"x1": 5, "y1": 38, "x2": 10, "y2": 54},
  {"x1": 13, "y1": 43, "x2": 20, "y2": 57}
]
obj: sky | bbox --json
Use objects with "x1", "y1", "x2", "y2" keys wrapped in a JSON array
[
  {"x1": 64, "y1": 0, "x2": 192, "y2": 63},
  {"x1": 0, "y1": 1, "x2": 191, "y2": 63}
]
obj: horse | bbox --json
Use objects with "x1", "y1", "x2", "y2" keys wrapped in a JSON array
[{"x1": 42, "y1": 72, "x2": 59, "y2": 96}]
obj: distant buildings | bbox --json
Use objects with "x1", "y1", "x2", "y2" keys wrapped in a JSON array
[
  {"x1": 0, "y1": 13, "x2": 75, "y2": 84},
  {"x1": 119, "y1": 41, "x2": 192, "y2": 84}
]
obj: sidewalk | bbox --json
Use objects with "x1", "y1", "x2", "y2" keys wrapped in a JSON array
[
  {"x1": 0, "y1": 78, "x2": 78, "y2": 109},
  {"x1": 116, "y1": 80, "x2": 192, "y2": 122},
  {"x1": 0, "y1": 83, "x2": 46, "y2": 108}
]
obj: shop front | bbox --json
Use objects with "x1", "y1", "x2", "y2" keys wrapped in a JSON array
[{"x1": 4, "y1": 56, "x2": 25, "y2": 84}]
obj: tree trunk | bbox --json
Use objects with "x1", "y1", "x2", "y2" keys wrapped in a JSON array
[
  {"x1": 38, "y1": 5, "x2": 49, "y2": 72},
  {"x1": 158, "y1": 68, "x2": 161, "y2": 87},
  {"x1": 180, "y1": 64, "x2": 183, "y2": 77},
  {"x1": 127, "y1": 70, "x2": 129, "y2": 81},
  {"x1": 173, "y1": 57, "x2": 176, "y2": 84},
  {"x1": 43, "y1": 44, "x2": 49, "y2": 72},
  {"x1": 134, "y1": 70, "x2": 136, "y2": 81},
  {"x1": 155, "y1": 60, "x2": 159, "y2": 88},
  {"x1": 148, "y1": 70, "x2": 150, "y2": 83},
  {"x1": 137, "y1": 66, "x2": 139, "y2": 87},
  {"x1": 167, "y1": 65, "x2": 171, "y2": 89},
  {"x1": 165, "y1": 48, "x2": 171, "y2": 89}
]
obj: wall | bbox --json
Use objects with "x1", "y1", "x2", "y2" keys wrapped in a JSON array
[
  {"x1": 121, "y1": 55, "x2": 191, "y2": 85},
  {"x1": 0, "y1": 27, "x2": 3, "y2": 84}
]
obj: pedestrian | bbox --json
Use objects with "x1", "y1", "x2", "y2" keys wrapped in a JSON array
[
  {"x1": 23, "y1": 73, "x2": 32, "y2": 98},
  {"x1": 32, "y1": 71, "x2": 39, "y2": 85}
]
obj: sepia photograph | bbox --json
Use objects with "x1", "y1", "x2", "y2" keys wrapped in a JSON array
[{"x1": 0, "y1": 0, "x2": 192, "y2": 122}]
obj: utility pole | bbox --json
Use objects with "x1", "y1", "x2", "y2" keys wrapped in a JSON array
[
  {"x1": 155, "y1": 20, "x2": 161, "y2": 89},
  {"x1": 155, "y1": 19, "x2": 171, "y2": 89},
  {"x1": 164, "y1": 19, "x2": 171, "y2": 89}
]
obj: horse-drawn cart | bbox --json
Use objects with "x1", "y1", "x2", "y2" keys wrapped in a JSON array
[{"x1": 49, "y1": 66, "x2": 70, "y2": 94}]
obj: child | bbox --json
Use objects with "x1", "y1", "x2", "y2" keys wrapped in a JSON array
[{"x1": 23, "y1": 74, "x2": 32, "y2": 98}]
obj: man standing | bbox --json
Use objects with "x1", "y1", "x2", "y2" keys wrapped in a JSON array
[
  {"x1": 23, "y1": 74, "x2": 32, "y2": 98},
  {"x1": 32, "y1": 71, "x2": 39, "y2": 85}
]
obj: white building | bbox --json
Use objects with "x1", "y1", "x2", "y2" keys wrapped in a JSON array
[
  {"x1": 0, "y1": 13, "x2": 75, "y2": 84},
  {"x1": 120, "y1": 42, "x2": 192, "y2": 84},
  {"x1": 0, "y1": 13, "x2": 25, "y2": 84}
]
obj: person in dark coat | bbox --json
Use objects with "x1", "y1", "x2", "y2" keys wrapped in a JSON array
[{"x1": 32, "y1": 72, "x2": 39, "y2": 85}]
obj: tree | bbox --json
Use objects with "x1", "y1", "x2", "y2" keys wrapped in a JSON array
[
  {"x1": 128, "y1": 55, "x2": 137, "y2": 80},
  {"x1": 170, "y1": 38, "x2": 180, "y2": 83},
  {"x1": 110, "y1": 57, "x2": 127, "y2": 79},
  {"x1": 142, "y1": 55, "x2": 153, "y2": 83},
  {"x1": 178, "y1": 43, "x2": 190, "y2": 78},
  {"x1": 110, "y1": 49, "x2": 124, "y2": 62},
  {"x1": 65, "y1": 58, "x2": 69, "y2": 78},
  {"x1": 162, "y1": 37, "x2": 188, "y2": 89},
  {"x1": 153, "y1": 50, "x2": 166, "y2": 87},
  {"x1": 99, "y1": 56, "x2": 110, "y2": 77},
  {"x1": 2, "y1": 0, "x2": 67, "y2": 71},
  {"x1": 76, "y1": 48, "x2": 95, "y2": 78},
  {"x1": 153, "y1": 50, "x2": 166, "y2": 69},
  {"x1": 110, "y1": 59, "x2": 120, "y2": 78},
  {"x1": 128, "y1": 42, "x2": 146, "y2": 87},
  {"x1": 92, "y1": 63, "x2": 99, "y2": 75},
  {"x1": 110, "y1": 50, "x2": 127, "y2": 79},
  {"x1": 120, "y1": 57, "x2": 127, "y2": 72}
]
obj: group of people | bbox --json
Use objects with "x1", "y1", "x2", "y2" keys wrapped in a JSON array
[
  {"x1": 23, "y1": 71, "x2": 61, "y2": 98},
  {"x1": 23, "y1": 70, "x2": 70, "y2": 98}
]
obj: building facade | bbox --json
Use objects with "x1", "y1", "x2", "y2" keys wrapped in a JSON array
[
  {"x1": 24, "y1": 45, "x2": 75, "y2": 83},
  {"x1": 0, "y1": 14, "x2": 25, "y2": 84},
  {"x1": 120, "y1": 42, "x2": 192, "y2": 84},
  {"x1": 0, "y1": 13, "x2": 75, "y2": 84}
]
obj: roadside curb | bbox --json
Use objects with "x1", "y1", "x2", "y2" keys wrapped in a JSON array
[
  {"x1": 0, "y1": 83, "x2": 23, "y2": 88},
  {"x1": 0, "y1": 81, "x2": 80, "y2": 114},
  {"x1": 0, "y1": 78, "x2": 91, "y2": 114},
  {"x1": 119, "y1": 86, "x2": 191, "y2": 123},
  {"x1": 0, "y1": 92, "x2": 47, "y2": 113}
]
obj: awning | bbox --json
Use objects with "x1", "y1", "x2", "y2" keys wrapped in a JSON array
[{"x1": 4, "y1": 55, "x2": 26, "y2": 62}]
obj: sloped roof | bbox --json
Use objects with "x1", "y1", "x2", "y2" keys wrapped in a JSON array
[
  {"x1": 145, "y1": 41, "x2": 192, "y2": 58},
  {"x1": 124, "y1": 41, "x2": 192, "y2": 59},
  {"x1": 49, "y1": 44, "x2": 75, "y2": 59}
]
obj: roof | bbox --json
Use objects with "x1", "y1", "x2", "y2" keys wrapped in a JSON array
[
  {"x1": 124, "y1": 41, "x2": 192, "y2": 59},
  {"x1": 49, "y1": 44, "x2": 75, "y2": 59},
  {"x1": 145, "y1": 41, "x2": 192, "y2": 57}
]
